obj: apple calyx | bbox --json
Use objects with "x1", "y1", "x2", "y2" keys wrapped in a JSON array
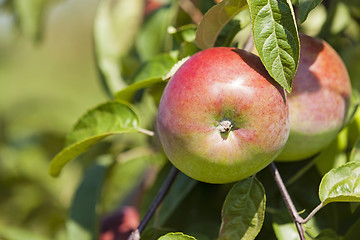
[{"x1": 217, "y1": 119, "x2": 233, "y2": 140}]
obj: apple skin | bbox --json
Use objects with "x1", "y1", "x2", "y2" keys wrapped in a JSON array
[
  {"x1": 156, "y1": 47, "x2": 290, "y2": 184},
  {"x1": 276, "y1": 34, "x2": 352, "y2": 161}
]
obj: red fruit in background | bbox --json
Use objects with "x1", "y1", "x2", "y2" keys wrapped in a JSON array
[
  {"x1": 277, "y1": 34, "x2": 352, "y2": 161},
  {"x1": 156, "y1": 47, "x2": 290, "y2": 184},
  {"x1": 144, "y1": 0, "x2": 164, "y2": 17},
  {"x1": 100, "y1": 206, "x2": 139, "y2": 240}
]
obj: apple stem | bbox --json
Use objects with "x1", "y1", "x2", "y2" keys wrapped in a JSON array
[
  {"x1": 269, "y1": 162, "x2": 306, "y2": 240},
  {"x1": 128, "y1": 167, "x2": 179, "y2": 240}
]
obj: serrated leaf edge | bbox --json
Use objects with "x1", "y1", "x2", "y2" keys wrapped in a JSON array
[{"x1": 319, "y1": 162, "x2": 360, "y2": 204}]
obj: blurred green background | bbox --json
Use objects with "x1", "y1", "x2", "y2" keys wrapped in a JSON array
[
  {"x1": 0, "y1": 0, "x2": 107, "y2": 238},
  {"x1": 1, "y1": 0, "x2": 360, "y2": 239}
]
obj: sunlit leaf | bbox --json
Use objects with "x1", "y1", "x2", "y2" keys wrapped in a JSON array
[
  {"x1": 218, "y1": 176, "x2": 265, "y2": 240},
  {"x1": 299, "y1": 0, "x2": 323, "y2": 23},
  {"x1": 94, "y1": 0, "x2": 145, "y2": 95},
  {"x1": 158, "y1": 232, "x2": 197, "y2": 240},
  {"x1": 248, "y1": 0, "x2": 299, "y2": 92},
  {"x1": 13, "y1": 0, "x2": 47, "y2": 42},
  {"x1": 49, "y1": 101, "x2": 139, "y2": 177},
  {"x1": 272, "y1": 213, "x2": 299, "y2": 240},
  {"x1": 319, "y1": 162, "x2": 360, "y2": 205},
  {"x1": 195, "y1": 0, "x2": 248, "y2": 49},
  {"x1": 272, "y1": 209, "x2": 321, "y2": 240},
  {"x1": 67, "y1": 156, "x2": 113, "y2": 240}
]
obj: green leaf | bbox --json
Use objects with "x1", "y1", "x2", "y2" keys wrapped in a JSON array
[
  {"x1": 0, "y1": 224, "x2": 50, "y2": 240},
  {"x1": 13, "y1": 0, "x2": 47, "y2": 42},
  {"x1": 343, "y1": 89, "x2": 360, "y2": 128},
  {"x1": 344, "y1": 217, "x2": 360, "y2": 240},
  {"x1": 214, "y1": 8, "x2": 251, "y2": 48},
  {"x1": 158, "y1": 232, "x2": 197, "y2": 240},
  {"x1": 49, "y1": 101, "x2": 139, "y2": 177},
  {"x1": 114, "y1": 78, "x2": 165, "y2": 102},
  {"x1": 133, "y1": 54, "x2": 178, "y2": 83},
  {"x1": 67, "y1": 156, "x2": 113, "y2": 240},
  {"x1": 93, "y1": 0, "x2": 145, "y2": 95},
  {"x1": 314, "y1": 229, "x2": 341, "y2": 240},
  {"x1": 195, "y1": 0, "x2": 248, "y2": 49},
  {"x1": 248, "y1": 0, "x2": 299, "y2": 92},
  {"x1": 315, "y1": 128, "x2": 348, "y2": 176},
  {"x1": 156, "y1": 172, "x2": 198, "y2": 226},
  {"x1": 272, "y1": 208, "x2": 322, "y2": 240},
  {"x1": 218, "y1": 176, "x2": 265, "y2": 240},
  {"x1": 272, "y1": 211, "x2": 299, "y2": 240},
  {"x1": 114, "y1": 54, "x2": 177, "y2": 101},
  {"x1": 319, "y1": 162, "x2": 360, "y2": 205},
  {"x1": 140, "y1": 165, "x2": 197, "y2": 227},
  {"x1": 350, "y1": 137, "x2": 360, "y2": 163},
  {"x1": 171, "y1": 24, "x2": 197, "y2": 43},
  {"x1": 142, "y1": 227, "x2": 173, "y2": 240},
  {"x1": 136, "y1": 4, "x2": 177, "y2": 60},
  {"x1": 299, "y1": 0, "x2": 323, "y2": 23}
]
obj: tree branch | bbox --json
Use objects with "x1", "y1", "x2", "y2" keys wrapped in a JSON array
[
  {"x1": 128, "y1": 166, "x2": 179, "y2": 240},
  {"x1": 269, "y1": 162, "x2": 306, "y2": 240}
]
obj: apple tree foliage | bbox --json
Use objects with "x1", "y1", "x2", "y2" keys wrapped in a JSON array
[{"x1": 4, "y1": 0, "x2": 360, "y2": 239}]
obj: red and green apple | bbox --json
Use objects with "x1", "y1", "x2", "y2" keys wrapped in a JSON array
[
  {"x1": 277, "y1": 34, "x2": 352, "y2": 161},
  {"x1": 156, "y1": 47, "x2": 290, "y2": 184}
]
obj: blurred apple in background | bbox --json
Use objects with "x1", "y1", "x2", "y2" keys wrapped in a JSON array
[
  {"x1": 100, "y1": 206, "x2": 139, "y2": 240},
  {"x1": 277, "y1": 34, "x2": 352, "y2": 161}
]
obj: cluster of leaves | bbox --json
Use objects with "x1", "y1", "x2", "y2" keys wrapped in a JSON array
[{"x1": 2, "y1": 0, "x2": 360, "y2": 239}]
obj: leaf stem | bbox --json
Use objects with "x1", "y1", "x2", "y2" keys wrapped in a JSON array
[
  {"x1": 299, "y1": 202, "x2": 324, "y2": 224},
  {"x1": 138, "y1": 128, "x2": 155, "y2": 136},
  {"x1": 128, "y1": 167, "x2": 179, "y2": 240},
  {"x1": 243, "y1": 32, "x2": 254, "y2": 52},
  {"x1": 269, "y1": 162, "x2": 306, "y2": 240}
]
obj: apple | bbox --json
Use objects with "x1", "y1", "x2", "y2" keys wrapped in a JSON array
[
  {"x1": 276, "y1": 34, "x2": 352, "y2": 161},
  {"x1": 156, "y1": 47, "x2": 290, "y2": 184},
  {"x1": 100, "y1": 206, "x2": 139, "y2": 240}
]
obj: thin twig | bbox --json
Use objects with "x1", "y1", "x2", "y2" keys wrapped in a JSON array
[
  {"x1": 269, "y1": 162, "x2": 306, "y2": 240},
  {"x1": 179, "y1": 0, "x2": 203, "y2": 25},
  {"x1": 300, "y1": 202, "x2": 324, "y2": 224},
  {"x1": 128, "y1": 167, "x2": 179, "y2": 240}
]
